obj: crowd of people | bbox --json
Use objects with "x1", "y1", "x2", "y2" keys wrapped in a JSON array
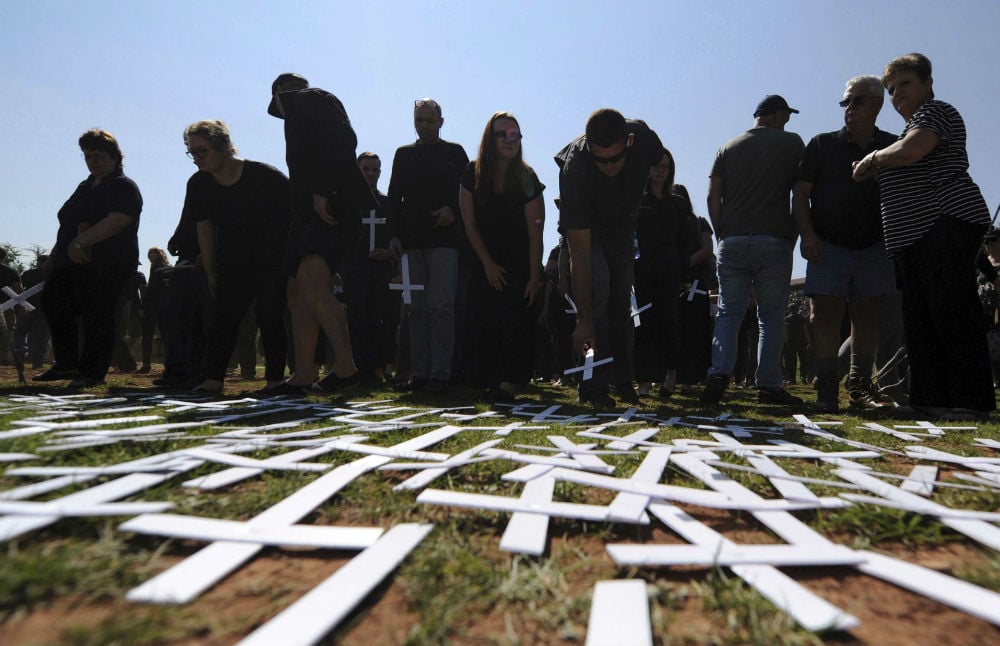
[{"x1": 2, "y1": 53, "x2": 996, "y2": 421}]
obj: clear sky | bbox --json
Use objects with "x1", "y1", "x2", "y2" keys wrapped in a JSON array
[{"x1": 2, "y1": 0, "x2": 998, "y2": 278}]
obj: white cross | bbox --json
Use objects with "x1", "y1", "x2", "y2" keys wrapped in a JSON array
[
  {"x1": 563, "y1": 348, "x2": 613, "y2": 381},
  {"x1": 361, "y1": 209, "x2": 386, "y2": 253},
  {"x1": 1, "y1": 282, "x2": 44, "y2": 312},
  {"x1": 388, "y1": 253, "x2": 425, "y2": 304},
  {"x1": 630, "y1": 289, "x2": 652, "y2": 327},
  {"x1": 685, "y1": 279, "x2": 708, "y2": 302},
  {"x1": 564, "y1": 294, "x2": 578, "y2": 314}
]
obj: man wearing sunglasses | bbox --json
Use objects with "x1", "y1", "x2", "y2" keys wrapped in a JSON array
[
  {"x1": 555, "y1": 108, "x2": 664, "y2": 408},
  {"x1": 793, "y1": 77, "x2": 898, "y2": 412},
  {"x1": 701, "y1": 95, "x2": 805, "y2": 407}
]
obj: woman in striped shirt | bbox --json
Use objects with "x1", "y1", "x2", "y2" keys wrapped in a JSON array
[{"x1": 853, "y1": 52, "x2": 994, "y2": 420}]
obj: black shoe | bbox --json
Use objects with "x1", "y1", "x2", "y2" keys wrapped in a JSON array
[
  {"x1": 394, "y1": 377, "x2": 428, "y2": 392},
  {"x1": 67, "y1": 376, "x2": 104, "y2": 389},
  {"x1": 191, "y1": 384, "x2": 223, "y2": 395},
  {"x1": 482, "y1": 387, "x2": 516, "y2": 403},
  {"x1": 758, "y1": 388, "x2": 804, "y2": 406},
  {"x1": 579, "y1": 390, "x2": 616, "y2": 410},
  {"x1": 257, "y1": 381, "x2": 309, "y2": 396},
  {"x1": 657, "y1": 385, "x2": 674, "y2": 399},
  {"x1": 314, "y1": 370, "x2": 361, "y2": 392},
  {"x1": 136, "y1": 365, "x2": 152, "y2": 374},
  {"x1": 614, "y1": 383, "x2": 641, "y2": 405},
  {"x1": 700, "y1": 375, "x2": 729, "y2": 404},
  {"x1": 423, "y1": 379, "x2": 448, "y2": 394},
  {"x1": 153, "y1": 373, "x2": 190, "y2": 387},
  {"x1": 33, "y1": 366, "x2": 78, "y2": 382}
]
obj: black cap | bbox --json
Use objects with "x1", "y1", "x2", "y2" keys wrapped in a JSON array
[
  {"x1": 754, "y1": 94, "x2": 799, "y2": 117},
  {"x1": 267, "y1": 73, "x2": 309, "y2": 118}
]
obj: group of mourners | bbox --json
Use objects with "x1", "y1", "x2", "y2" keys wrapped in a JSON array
[{"x1": 11, "y1": 52, "x2": 997, "y2": 421}]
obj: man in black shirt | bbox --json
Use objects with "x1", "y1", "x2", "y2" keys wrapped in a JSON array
[
  {"x1": 12, "y1": 254, "x2": 49, "y2": 370},
  {"x1": 268, "y1": 73, "x2": 376, "y2": 393},
  {"x1": 793, "y1": 76, "x2": 897, "y2": 412},
  {"x1": 386, "y1": 98, "x2": 469, "y2": 393},
  {"x1": 555, "y1": 109, "x2": 664, "y2": 408}
]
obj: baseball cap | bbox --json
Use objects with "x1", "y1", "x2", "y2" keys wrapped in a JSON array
[
  {"x1": 267, "y1": 73, "x2": 309, "y2": 117},
  {"x1": 754, "y1": 95, "x2": 799, "y2": 117}
]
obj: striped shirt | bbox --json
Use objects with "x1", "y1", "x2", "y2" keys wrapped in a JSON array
[{"x1": 879, "y1": 99, "x2": 990, "y2": 256}]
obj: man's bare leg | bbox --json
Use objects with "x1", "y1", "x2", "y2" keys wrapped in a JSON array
[{"x1": 295, "y1": 255, "x2": 358, "y2": 381}]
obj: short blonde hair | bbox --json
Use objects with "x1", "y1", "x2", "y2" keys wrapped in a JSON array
[{"x1": 183, "y1": 120, "x2": 237, "y2": 155}]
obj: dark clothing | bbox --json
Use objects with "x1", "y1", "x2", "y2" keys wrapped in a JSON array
[
  {"x1": 344, "y1": 189, "x2": 396, "y2": 373},
  {"x1": 0, "y1": 262, "x2": 19, "y2": 299},
  {"x1": 52, "y1": 169, "x2": 142, "y2": 270},
  {"x1": 19, "y1": 267, "x2": 45, "y2": 308},
  {"x1": 798, "y1": 127, "x2": 897, "y2": 249},
  {"x1": 555, "y1": 120, "x2": 664, "y2": 249},
  {"x1": 633, "y1": 190, "x2": 698, "y2": 382},
  {"x1": 277, "y1": 88, "x2": 375, "y2": 222},
  {"x1": 140, "y1": 263, "x2": 171, "y2": 366},
  {"x1": 386, "y1": 140, "x2": 469, "y2": 249},
  {"x1": 710, "y1": 127, "x2": 804, "y2": 240},
  {"x1": 676, "y1": 217, "x2": 714, "y2": 384},
  {"x1": 161, "y1": 265, "x2": 211, "y2": 381},
  {"x1": 42, "y1": 265, "x2": 131, "y2": 380},
  {"x1": 458, "y1": 162, "x2": 545, "y2": 279},
  {"x1": 895, "y1": 214, "x2": 994, "y2": 411},
  {"x1": 555, "y1": 119, "x2": 664, "y2": 392},
  {"x1": 188, "y1": 161, "x2": 290, "y2": 267},
  {"x1": 189, "y1": 160, "x2": 290, "y2": 383},
  {"x1": 459, "y1": 162, "x2": 545, "y2": 387}
]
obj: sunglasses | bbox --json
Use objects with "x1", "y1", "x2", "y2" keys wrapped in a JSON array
[
  {"x1": 838, "y1": 96, "x2": 878, "y2": 108},
  {"x1": 589, "y1": 142, "x2": 629, "y2": 165},
  {"x1": 186, "y1": 147, "x2": 212, "y2": 159},
  {"x1": 414, "y1": 98, "x2": 441, "y2": 110},
  {"x1": 493, "y1": 129, "x2": 522, "y2": 142}
]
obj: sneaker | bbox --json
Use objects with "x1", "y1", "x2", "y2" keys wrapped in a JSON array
[
  {"x1": 637, "y1": 383, "x2": 651, "y2": 396},
  {"x1": 814, "y1": 373, "x2": 839, "y2": 413},
  {"x1": 847, "y1": 375, "x2": 887, "y2": 410},
  {"x1": 657, "y1": 385, "x2": 674, "y2": 399},
  {"x1": 394, "y1": 377, "x2": 428, "y2": 392},
  {"x1": 136, "y1": 364, "x2": 151, "y2": 374},
  {"x1": 314, "y1": 370, "x2": 361, "y2": 392},
  {"x1": 579, "y1": 390, "x2": 616, "y2": 410},
  {"x1": 699, "y1": 375, "x2": 729, "y2": 405},
  {"x1": 153, "y1": 372, "x2": 191, "y2": 387},
  {"x1": 67, "y1": 376, "x2": 104, "y2": 389},
  {"x1": 758, "y1": 388, "x2": 804, "y2": 406},
  {"x1": 33, "y1": 366, "x2": 78, "y2": 382},
  {"x1": 614, "y1": 383, "x2": 641, "y2": 405}
]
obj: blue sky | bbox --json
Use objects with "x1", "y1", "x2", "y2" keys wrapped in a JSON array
[{"x1": 2, "y1": 0, "x2": 998, "y2": 278}]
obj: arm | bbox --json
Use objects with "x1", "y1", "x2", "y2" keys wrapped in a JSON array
[
  {"x1": 68, "y1": 212, "x2": 135, "y2": 264},
  {"x1": 523, "y1": 194, "x2": 545, "y2": 307},
  {"x1": 566, "y1": 227, "x2": 595, "y2": 355},
  {"x1": 792, "y1": 180, "x2": 822, "y2": 261},
  {"x1": 690, "y1": 230, "x2": 713, "y2": 267},
  {"x1": 853, "y1": 128, "x2": 940, "y2": 181},
  {"x1": 707, "y1": 176, "x2": 723, "y2": 239},
  {"x1": 196, "y1": 220, "x2": 218, "y2": 296},
  {"x1": 459, "y1": 185, "x2": 506, "y2": 290}
]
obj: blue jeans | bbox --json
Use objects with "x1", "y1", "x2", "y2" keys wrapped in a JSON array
[
  {"x1": 407, "y1": 247, "x2": 458, "y2": 382},
  {"x1": 579, "y1": 241, "x2": 634, "y2": 394},
  {"x1": 709, "y1": 235, "x2": 793, "y2": 391}
]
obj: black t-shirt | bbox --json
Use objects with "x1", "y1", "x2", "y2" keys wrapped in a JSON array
[
  {"x1": 54, "y1": 169, "x2": 142, "y2": 270},
  {"x1": 459, "y1": 162, "x2": 545, "y2": 279},
  {"x1": 555, "y1": 119, "x2": 664, "y2": 251},
  {"x1": 186, "y1": 160, "x2": 290, "y2": 267},
  {"x1": 799, "y1": 127, "x2": 897, "y2": 248},
  {"x1": 353, "y1": 189, "x2": 392, "y2": 257},
  {"x1": 386, "y1": 140, "x2": 469, "y2": 249}
]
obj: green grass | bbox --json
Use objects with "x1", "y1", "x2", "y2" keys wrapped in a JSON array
[{"x1": 1, "y1": 378, "x2": 1000, "y2": 644}]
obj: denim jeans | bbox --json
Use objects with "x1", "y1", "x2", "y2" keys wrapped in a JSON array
[
  {"x1": 709, "y1": 235, "x2": 793, "y2": 391},
  {"x1": 579, "y1": 241, "x2": 634, "y2": 394},
  {"x1": 407, "y1": 247, "x2": 458, "y2": 382}
]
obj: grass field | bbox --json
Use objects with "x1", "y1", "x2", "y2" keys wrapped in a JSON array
[{"x1": 1, "y1": 367, "x2": 998, "y2": 645}]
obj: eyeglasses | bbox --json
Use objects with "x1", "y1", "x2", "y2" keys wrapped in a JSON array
[
  {"x1": 589, "y1": 141, "x2": 630, "y2": 165},
  {"x1": 81, "y1": 151, "x2": 111, "y2": 162},
  {"x1": 838, "y1": 96, "x2": 879, "y2": 108},
  {"x1": 186, "y1": 147, "x2": 212, "y2": 159},
  {"x1": 494, "y1": 129, "x2": 522, "y2": 142}
]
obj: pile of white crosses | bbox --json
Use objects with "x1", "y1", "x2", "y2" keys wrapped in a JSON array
[{"x1": 2, "y1": 392, "x2": 1000, "y2": 646}]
